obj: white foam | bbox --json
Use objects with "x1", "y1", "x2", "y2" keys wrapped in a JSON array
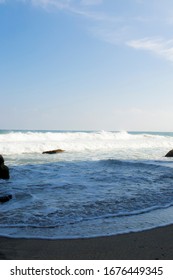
[{"x1": 0, "y1": 130, "x2": 172, "y2": 157}]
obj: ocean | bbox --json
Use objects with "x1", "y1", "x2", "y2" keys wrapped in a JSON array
[{"x1": 1, "y1": 129, "x2": 173, "y2": 239}]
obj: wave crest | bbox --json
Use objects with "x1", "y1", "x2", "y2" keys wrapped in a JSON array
[{"x1": 0, "y1": 130, "x2": 172, "y2": 155}]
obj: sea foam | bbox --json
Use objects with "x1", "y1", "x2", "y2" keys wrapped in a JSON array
[{"x1": 0, "y1": 130, "x2": 172, "y2": 157}]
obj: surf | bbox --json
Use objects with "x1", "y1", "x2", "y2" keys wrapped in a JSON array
[{"x1": 0, "y1": 130, "x2": 172, "y2": 157}]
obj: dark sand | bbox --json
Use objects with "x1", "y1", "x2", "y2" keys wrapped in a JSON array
[{"x1": 0, "y1": 224, "x2": 173, "y2": 260}]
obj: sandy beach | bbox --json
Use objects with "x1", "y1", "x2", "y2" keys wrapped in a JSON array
[{"x1": 0, "y1": 224, "x2": 173, "y2": 260}]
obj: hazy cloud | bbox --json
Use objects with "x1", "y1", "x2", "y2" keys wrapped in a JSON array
[
  {"x1": 80, "y1": 0, "x2": 102, "y2": 5},
  {"x1": 127, "y1": 37, "x2": 173, "y2": 62},
  {"x1": 2, "y1": 0, "x2": 173, "y2": 63},
  {"x1": 30, "y1": 0, "x2": 102, "y2": 10},
  {"x1": 31, "y1": 0, "x2": 71, "y2": 10}
]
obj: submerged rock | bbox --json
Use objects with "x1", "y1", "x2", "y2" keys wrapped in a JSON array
[
  {"x1": 0, "y1": 155, "x2": 10, "y2": 179},
  {"x1": 42, "y1": 149, "x2": 65, "y2": 154},
  {"x1": 0, "y1": 194, "x2": 12, "y2": 203},
  {"x1": 165, "y1": 149, "x2": 173, "y2": 157}
]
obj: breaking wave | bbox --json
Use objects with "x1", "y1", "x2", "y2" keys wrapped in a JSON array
[{"x1": 0, "y1": 130, "x2": 172, "y2": 156}]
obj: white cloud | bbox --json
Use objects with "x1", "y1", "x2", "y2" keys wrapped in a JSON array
[
  {"x1": 127, "y1": 37, "x2": 173, "y2": 62},
  {"x1": 4, "y1": 0, "x2": 173, "y2": 64},
  {"x1": 29, "y1": 0, "x2": 107, "y2": 22},
  {"x1": 29, "y1": 0, "x2": 122, "y2": 31}
]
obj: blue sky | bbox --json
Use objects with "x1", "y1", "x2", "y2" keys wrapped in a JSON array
[{"x1": 0, "y1": 0, "x2": 173, "y2": 131}]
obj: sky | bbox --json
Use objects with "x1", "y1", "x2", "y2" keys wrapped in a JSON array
[{"x1": 0, "y1": 0, "x2": 173, "y2": 131}]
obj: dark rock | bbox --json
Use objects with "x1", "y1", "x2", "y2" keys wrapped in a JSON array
[
  {"x1": 165, "y1": 149, "x2": 173, "y2": 157},
  {"x1": 0, "y1": 194, "x2": 12, "y2": 203},
  {"x1": 0, "y1": 155, "x2": 10, "y2": 179},
  {"x1": 42, "y1": 149, "x2": 65, "y2": 154},
  {"x1": 0, "y1": 155, "x2": 4, "y2": 165}
]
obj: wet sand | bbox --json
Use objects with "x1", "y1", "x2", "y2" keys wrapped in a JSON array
[{"x1": 0, "y1": 224, "x2": 173, "y2": 260}]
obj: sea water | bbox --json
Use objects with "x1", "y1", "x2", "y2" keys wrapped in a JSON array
[{"x1": 1, "y1": 130, "x2": 173, "y2": 239}]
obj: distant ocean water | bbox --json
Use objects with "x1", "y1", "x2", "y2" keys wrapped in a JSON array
[{"x1": 1, "y1": 129, "x2": 173, "y2": 239}]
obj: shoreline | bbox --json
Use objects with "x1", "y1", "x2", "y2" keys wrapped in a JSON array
[{"x1": 0, "y1": 224, "x2": 173, "y2": 260}]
